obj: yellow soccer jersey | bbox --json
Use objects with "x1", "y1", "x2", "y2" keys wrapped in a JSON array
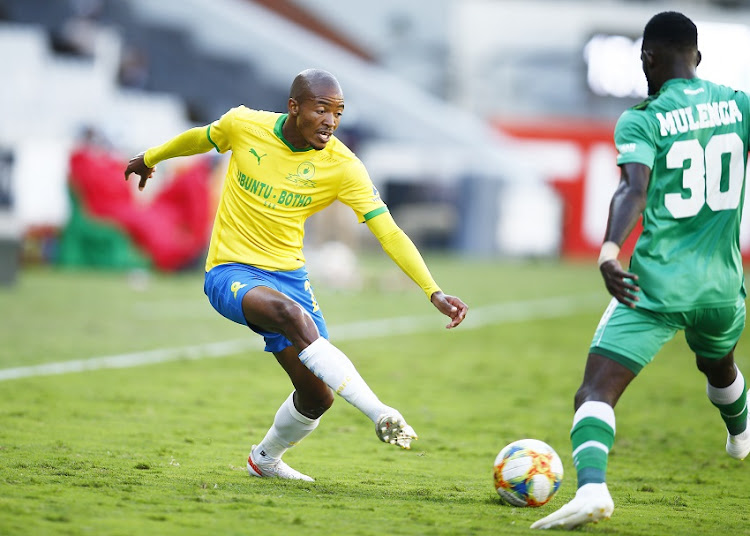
[{"x1": 205, "y1": 106, "x2": 387, "y2": 272}]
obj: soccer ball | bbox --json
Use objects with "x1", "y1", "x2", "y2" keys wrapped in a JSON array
[{"x1": 493, "y1": 439, "x2": 564, "y2": 507}]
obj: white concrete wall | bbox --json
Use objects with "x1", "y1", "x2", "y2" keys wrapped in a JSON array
[
  {"x1": 451, "y1": 0, "x2": 750, "y2": 118},
  {"x1": 0, "y1": 23, "x2": 191, "y2": 228}
]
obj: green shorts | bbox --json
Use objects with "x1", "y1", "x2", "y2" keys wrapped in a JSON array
[{"x1": 590, "y1": 297, "x2": 746, "y2": 375}]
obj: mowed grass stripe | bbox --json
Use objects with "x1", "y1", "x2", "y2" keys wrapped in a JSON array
[{"x1": 0, "y1": 293, "x2": 603, "y2": 382}]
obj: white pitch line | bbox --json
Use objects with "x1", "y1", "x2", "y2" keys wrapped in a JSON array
[{"x1": 0, "y1": 293, "x2": 605, "y2": 382}]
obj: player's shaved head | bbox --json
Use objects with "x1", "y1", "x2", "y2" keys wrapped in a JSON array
[
  {"x1": 643, "y1": 11, "x2": 697, "y2": 51},
  {"x1": 289, "y1": 69, "x2": 342, "y2": 101},
  {"x1": 640, "y1": 11, "x2": 701, "y2": 95},
  {"x1": 284, "y1": 69, "x2": 345, "y2": 150}
]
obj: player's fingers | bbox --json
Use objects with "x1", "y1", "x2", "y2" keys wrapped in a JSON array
[
  {"x1": 623, "y1": 283, "x2": 640, "y2": 293},
  {"x1": 449, "y1": 297, "x2": 468, "y2": 315},
  {"x1": 138, "y1": 175, "x2": 148, "y2": 190},
  {"x1": 446, "y1": 309, "x2": 467, "y2": 329}
]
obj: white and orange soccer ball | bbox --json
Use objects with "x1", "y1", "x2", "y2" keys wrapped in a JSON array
[{"x1": 493, "y1": 439, "x2": 564, "y2": 507}]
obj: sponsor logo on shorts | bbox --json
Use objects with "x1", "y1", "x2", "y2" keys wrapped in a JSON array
[{"x1": 231, "y1": 281, "x2": 248, "y2": 299}]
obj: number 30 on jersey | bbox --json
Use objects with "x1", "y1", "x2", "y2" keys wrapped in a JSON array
[{"x1": 665, "y1": 132, "x2": 745, "y2": 218}]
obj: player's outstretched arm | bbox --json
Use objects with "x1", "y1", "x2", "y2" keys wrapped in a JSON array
[
  {"x1": 124, "y1": 126, "x2": 215, "y2": 191},
  {"x1": 366, "y1": 212, "x2": 468, "y2": 329}
]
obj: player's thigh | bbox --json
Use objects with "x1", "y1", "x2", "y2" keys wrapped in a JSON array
[
  {"x1": 204, "y1": 263, "x2": 277, "y2": 327},
  {"x1": 270, "y1": 268, "x2": 328, "y2": 339},
  {"x1": 685, "y1": 299, "x2": 746, "y2": 359},
  {"x1": 589, "y1": 298, "x2": 679, "y2": 375},
  {"x1": 255, "y1": 268, "x2": 329, "y2": 353}
]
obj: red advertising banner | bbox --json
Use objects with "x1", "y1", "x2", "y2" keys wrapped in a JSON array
[
  {"x1": 496, "y1": 119, "x2": 750, "y2": 260},
  {"x1": 494, "y1": 120, "x2": 643, "y2": 260}
]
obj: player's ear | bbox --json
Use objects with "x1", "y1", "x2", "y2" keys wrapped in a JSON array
[
  {"x1": 696, "y1": 49, "x2": 702, "y2": 67},
  {"x1": 288, "y1": 98, "x2": 299, "y2": 117},
  {"x1": 641, "y1": 48, "x2": 653, "y2": 66}
]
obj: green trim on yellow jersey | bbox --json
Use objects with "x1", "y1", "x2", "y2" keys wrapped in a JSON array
[
  {"x1": 206, "y1": 125, "x2": 221, "y2": 153},
  {"x1": 274, "y1": 114, "x2": 314, "y2": 153},
  {"x1": 363, "y1": 206, "x2": 389, "y2": 221}
]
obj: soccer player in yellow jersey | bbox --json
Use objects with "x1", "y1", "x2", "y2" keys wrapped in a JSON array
[{"x1": 124, "y1": 69, "x2": 468, "y2": 481}]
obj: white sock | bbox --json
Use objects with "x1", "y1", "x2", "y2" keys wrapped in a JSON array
[
  {"x1": 706, "y1": 366, "x2": 745, "y2": 405},
  {"x1": 298, "y1": 337, "x2": 394, "y2": 423},
  {"x1": 707, "y1": 366, "x2": 748, "y2": 437},
  {"x1": 255, "y1": 392, "x2": 320, "y2": 460}
]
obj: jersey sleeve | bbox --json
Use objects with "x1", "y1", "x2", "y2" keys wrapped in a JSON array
[
  {"x1": 207, "y1": 107, "x2": 241, "y2": 154},
  {"x1": 614, "y1": 110, "x2": 656, "y2": 168},
  {"x1": 337, "y1": 158, "x2": 388, "y2": 223},
  {"x1": 737, "y1": 90, "x2": 750, "y2": 143},
  {"x1": 143, "y1": 126, "x2": 215, "y2": 167},
  {"x1": 366, "y1": 212, "x2": 441, "y2": 299}
]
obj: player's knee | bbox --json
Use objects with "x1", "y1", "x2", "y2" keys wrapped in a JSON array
[
  {"x1": 696, "y1": 352, "x2": 735, "y2": 383},
  {"x1": 276, "y1": 299, "x2": 314, "y2": 330}
]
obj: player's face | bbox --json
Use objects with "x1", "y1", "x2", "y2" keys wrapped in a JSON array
[{"x1": 291, "y1": 84, "x2": 344, "y2": 150}]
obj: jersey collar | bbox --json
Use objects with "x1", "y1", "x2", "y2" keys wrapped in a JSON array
[
  {"x1": 660, "y1": 77, "x2": 700, "y2": 91},
  {"x1": 274, "y1": 114, "x2": 314, "y2": 153}
]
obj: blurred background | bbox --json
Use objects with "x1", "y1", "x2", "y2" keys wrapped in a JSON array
[{"x1": 3, "y1": 0, "x2": 750, "y2": 287}]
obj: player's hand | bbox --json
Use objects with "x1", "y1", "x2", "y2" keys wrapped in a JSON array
[
  {"x1": 124, "y1": 152, "x2": 155, "y2": 191},
  {"x1": 430, "y1": 291, "x2": 468, "y2": 329},
  {"x1": 600, "y1": 259, "x2": 639, "y2": 308}
]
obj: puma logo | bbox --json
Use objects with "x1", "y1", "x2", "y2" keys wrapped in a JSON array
[{"x1": 249, "y1": 148, "x2": 267, "y2": 165}]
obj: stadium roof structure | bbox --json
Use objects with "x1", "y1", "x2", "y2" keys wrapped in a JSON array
[{"x1": 127, "y1": 0, "x2": 535, "y2": 184}]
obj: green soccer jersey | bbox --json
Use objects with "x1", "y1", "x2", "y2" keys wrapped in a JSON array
[{"x1": 614, "y1": 78, "x2": 750, "y2": 311}]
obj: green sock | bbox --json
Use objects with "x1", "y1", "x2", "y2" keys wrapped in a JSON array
[
  {"x1": 707, "y1": 368, "x2": 747, "y2": 436},
  {"x1": 571, "y1": 401, "x2": 616, "y2": 487}
]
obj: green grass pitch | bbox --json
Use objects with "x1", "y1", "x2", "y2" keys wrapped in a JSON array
[{"x1": 0, "y1": 256, "x2": 748, "y2": 535}]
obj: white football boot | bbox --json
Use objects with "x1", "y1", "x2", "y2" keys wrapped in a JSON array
[
  {"x1": 727, "y1": 419, "x2": 750, "y2": 460},
  {"x1": 247, "y1": 445, "x2": 314, "y2": 482},
  {"x1": 530, "y1": 482, "x2": 614, "y2": 530},
  {"x1": 375, "y1": 413, "x2": 418, "y2": 449}
]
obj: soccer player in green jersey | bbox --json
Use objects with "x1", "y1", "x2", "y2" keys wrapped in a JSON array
[
  {"x1": 124, "y1": 69, "x2": 468, "y2": 482},
  {"x1": 533, "y1": 12, "x2": 750, "y2": 530}
]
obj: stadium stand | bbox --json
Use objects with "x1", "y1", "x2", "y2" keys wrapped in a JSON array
[{"x1": 2, "y1": 0, "x2": 554, "y2": 267}]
